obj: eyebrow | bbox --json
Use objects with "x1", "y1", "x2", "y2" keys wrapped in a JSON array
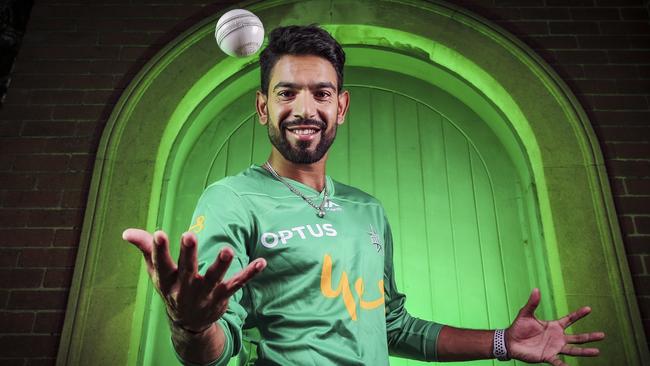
[{"x1": 272, "y1": 81, "x2": 337, "y2": 91}]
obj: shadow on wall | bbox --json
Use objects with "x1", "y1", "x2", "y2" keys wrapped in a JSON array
[{"x1": 0, "y1": 0, "x2": 34, "y2": 106}]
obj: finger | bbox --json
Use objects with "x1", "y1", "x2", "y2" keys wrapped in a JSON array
[
  {"x1": 177, "y1": 232, "x2": 198, "y2": 286},
  {"x1": 152, "y1": 230, "x2": 177, "y2": 281},
  {"x1": 519, "y1": 288, "x2": 541, "y2": 317},
  {"x1": 549, "y1": 357, "x2": 567, "y2": 366},
  {"x1": 204, "y1": 247, "x2": 235, "y2": 287},
  {"x1": 566, "y1": 332, "x2": 606, "y2": 344},
  {"x1": 560, "y1": 345, "x2": 600, "y2": 357},
  {"x1": 559, "y1": 306, "x2": 591, "y2": 329},
  {"x1": 123, "y1": 228, "x2": 154, "y2": 275},
  {"x1": 222, "y1": 258, "x2": 267, "y2": 297}
]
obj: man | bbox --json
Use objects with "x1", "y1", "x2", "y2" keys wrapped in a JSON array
[{"x1": 123, "y1": 25, "x2": 604, "y2": 366}]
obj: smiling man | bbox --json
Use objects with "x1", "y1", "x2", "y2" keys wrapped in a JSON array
[{"x1": 123, "y1": 25, "x2": 604, "y2": 366}]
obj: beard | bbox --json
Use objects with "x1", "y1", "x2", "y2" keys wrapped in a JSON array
[{"x1": 267, "y1": 116, "x2": 337, "y2": 164}]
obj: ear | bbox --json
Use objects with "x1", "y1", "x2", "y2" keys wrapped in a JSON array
[
  {"x1": 256, "y1": 90, "x2": 268, "y2": 125},
  {"x1": 336, "y1": 89, "x2": 350, "y2": 125}
]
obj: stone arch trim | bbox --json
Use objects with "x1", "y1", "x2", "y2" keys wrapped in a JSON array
[{"x1": 57, "y1": 1, "x2": 648, "y2": 365}]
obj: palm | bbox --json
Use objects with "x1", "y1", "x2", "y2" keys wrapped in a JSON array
[{"x1": 506, "y1": 289, "x2": 605, "y2": 366}]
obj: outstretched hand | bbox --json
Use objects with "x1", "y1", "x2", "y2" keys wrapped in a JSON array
[
  {"x1": 122, "y1": 228, "x2": 266, "y2": 333},
  {"x1": 506, "y1": 288, "x2": 605, "y2": 366}
]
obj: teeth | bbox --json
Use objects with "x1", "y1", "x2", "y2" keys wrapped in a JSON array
[{"x1": 292, "y1": 129, "x2": 317, "y2": 135}]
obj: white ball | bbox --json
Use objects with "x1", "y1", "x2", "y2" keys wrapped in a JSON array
[{"x1": 215, "y1": 9, "x2": 264, "y2": 58}]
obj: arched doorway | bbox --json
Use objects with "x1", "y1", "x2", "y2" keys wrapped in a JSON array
[{"x1": 57, "y1": 1, "x2": 647, "y2": 365}]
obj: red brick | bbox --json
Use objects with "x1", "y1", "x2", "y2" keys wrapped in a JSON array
[
  {"x1": 0, "y1": 174, "x2": 37, "y2": 189},
  {"x1": 77, "y1": 17, "x2": 127, "y2": 31},
  {"x1": 0, "y1": 106, "x2": 52, "y2": 121},
  {"x1": 633, "y1": 275, "x2": 650, "y2": 295},
  {"x1": 591, "y1": 95, "x2": 648, "y2": 110},
  {"x1": 520, "y1": 7, "x2": 571, "y2": 20},
  {"x1": 609, "y1": 50, "x2": 650, "y2": 64},
  {"x1": 26, "y1": 358, "x2": 57, "y2": 366},
  {"x1": 74, "y1": 121, "x2": 103, "y2": 137},
  {"x1": 547, "y1": 0, "x2": 594, "y2": 5},
  {"x1": 87, "y1": 60, "x2": 135, "y2": 75},
  {"x1": 0, "y1": 269, "x2": 44, "y2": 289},
  {"x1": 578, "y1": 35, "x2": 631, "y2": 49},
  {"x1": 29, "y1": 90, "x2": 84, "y2": 105},
  {"x1": 601, "y1": 21, "x2": 650, "y2": 34},
  {"x1": 7, "y1": 290, "x2": 68, "y2": 311},
  {"x1": 0, "y1": 209, "x2": 30, "y2": 228},
  {"x1": 20, "y1": 45, "x2": 120, "y2": 61},
  {"x1": 33, "y1": 312, "x2": 65, "y2": 333},
  {"x1": 494, "y1": 0, "x2": 544, "y2": 6},
  {"x1": 0, "y1": 228, "x2": 55, "y2": 248},
  {"x1": 12, "y1": 60, "x2": 91, "y2": 75},
  {"x1": 3, "y1": 89, "x2": 31, "y2": 105},
  {"x1": 0, "y1": 154, "x2": 15, "y2": 171},
  {"x1": 0, "y1": 358, "x2": 25, "y2": 366},
  {"x1": 44, "y1": 138, "x2": 96, "y2": 154},
  {"x1": 620, "y1": 8, "x2": 649, "y2": 20},
  {"x1": 119, "y1": 46, "x2": 157, "y2": 61},
  {"x1": 626, "y1": 235, "x2": 650, "y2": 254},
  {"x1": 0, "y1": 137, "x2": 48, "y2": 154},
  {"x1": 61, "y1": 75, "x2": 115, "y2": 90},
  {"x1": 68, "y1": 154, "x2": 95, "y2": 172},
  {"x1": 27, "y1": 17, "x2": 77, "y2": 31},
  {"x1": 506, "y1": 21, "x2": 550, "y2": 35},
  {"x1": 0, "y1": 335, "x2": 59, "y2": 357},
  {"x1": 43, "y1": 269, "x2": 73, "y2": 288},
  {"x1": 572, "y1": 79, "x2": 618, "y2": 94},
  {"x1": 596, "y1": 0, "x2": 646, "y2": 5},
  {"x1": 0, "y1": 291, "x2": 8, "y2": 308},
  {"x1": 627, "y1": 179, "x2": 650, "y2": 195},
  {"x1": 82, "y1": 90, "x2": 122, "y2": 105},
  {"x1": 570, "y1": 7, "x2": 621, "y2": 20},
  {"x1": 620, "y1": 215, "x2": 636, "y2": 233},
  {"x1": 638, "y1": 65, "x2": 650, "y2": 79},
  {"x1": 616, "y1": 80, "x2": 650, "y2": 94},
  {"x1": 98, "y1": 31, "x2": 165, "y2": 46},
  {"x1": 636, "y1": 217, "x2": 650, "y2": 234},
  {"x1": 13, "y1": 155, "x2": 69, "y2": 172},
  {"x1": 51, "y1": 105, "x2": 108, "y2": 121},
  {"x1": 61, "y1": 190, "x2": 88, "y2": 209},
  {"x1": 606, "y1": 160, "x2": 650, "y2": 178},
  {"x1": 0, "y1": 121, "x2": 22, "y2": 137},
  {"x1": 36, "y1": 172, "x2": 88, "y2": 190},
  {"x1": 8, "y1": 75, "x2": 66, "y2": 89},
  {"x1": 27, "y1": 209, "x2": 83, "y2": 228},
  {"x1": 550, "y1": 21, "x2": 600, "y2": 34},
  {"x1": 645, "y1": 257, "x2": 650, "y2": 275},
  {"x1": 597, "y1": 126, "x2": 650, "y2": 142},
  {"x1": 21, "y1": 121, "x2": 77, "y2": 137},
  {"x1": 53, "y1": 229, "x2": 79, "y2": 247},
  {"x1": 615, "y1": 196, "x2": 650, "y2": 214},
  {"x1": 551, "y1": 50, "x2": 609, "y2": 63},
  {"x1": 591, "y1": 110, "x2": 650, "y2": 126},
  {"x1": 122, "y1": 17, "x2": 183, "y2": 31},
  {"x1": 628, "y1": 35, "x2": 650, "y2": 48},
  {"x1": 610, "y1": 177, "x2": 626, "y2": 194},
  {"x1": 0, "y1": 250, "x2": 19, "y2": 267},
  {"x1": 0, "y1": 312, "x2": 36, "y2": 333},
  {"x1": 2, "y1": 191, "x2": 62, "y2": 208},
  {"x1": 19, "y1": 248, "x2": 77, "y2": 268},
  {"x1": 603, "y1": 143, "x2": 650, "y2": 159},
  {"x1": 22, "y1": 31, "x2": 97, "y2": 46},
  {"x1": 627, "y1": 255, "x2": 645, "y2": 274}
]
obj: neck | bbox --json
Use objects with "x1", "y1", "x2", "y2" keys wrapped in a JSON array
[{"x1": 266, "y1": 150, "x2": 327, "y2": 192}]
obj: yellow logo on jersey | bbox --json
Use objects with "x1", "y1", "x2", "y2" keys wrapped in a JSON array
[
  {"x1": 188, "y1": 215, "x2": 205, "y2": 234},
  {"x1": 320, "y1": 254, "x2": 384, "y2": 321}
]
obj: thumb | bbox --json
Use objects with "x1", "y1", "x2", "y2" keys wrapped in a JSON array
[
  {"x1": 122, "y1": 228, "x2": 154, "y2": 255},
  {"x1": 518, "y1": 288, "x2": 541, "y2": 318}
]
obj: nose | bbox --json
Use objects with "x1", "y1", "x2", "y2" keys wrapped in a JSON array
[{"x1": 293, "y1": 91, "x2": 317, "y2": 120}]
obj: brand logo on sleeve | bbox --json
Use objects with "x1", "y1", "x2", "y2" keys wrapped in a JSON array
[
  {"x1": 188, "y1": 215, "x2": 205, "y2": 234},
  {"x1": 324, "y1": 199, "x2": 342, "y2": 212},
  {"x1": 260, "y1": 223, "x2": 337, "y2": 248}
]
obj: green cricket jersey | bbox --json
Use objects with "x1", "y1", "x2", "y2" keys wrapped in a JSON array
[{"x1": 181, "y1": 165, "x2": 443, "y2": 365}]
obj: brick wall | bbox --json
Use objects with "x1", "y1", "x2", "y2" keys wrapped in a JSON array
[{"x1": 0, "y1": 0, "x2": 648, "y2": 365}]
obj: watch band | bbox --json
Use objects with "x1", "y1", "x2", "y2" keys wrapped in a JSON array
[{"x1": 493, "y1": 329, "x2": 511, "y2": 361}]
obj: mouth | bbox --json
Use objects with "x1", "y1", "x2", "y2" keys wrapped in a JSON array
[{"x1": 285, "y1": 125, "x2": 322, "y2": 137}]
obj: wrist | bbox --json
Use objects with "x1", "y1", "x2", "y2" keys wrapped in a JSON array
[{"x1": 493, "y1": 328, "x2": 511, "y2": 361}]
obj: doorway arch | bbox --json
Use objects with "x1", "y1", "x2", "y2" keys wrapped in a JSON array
[{"x1": 57, "y1": 1, "x2": 647, "y2": 365}]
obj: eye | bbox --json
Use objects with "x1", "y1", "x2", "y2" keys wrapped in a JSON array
[
  {"x1": 314, "y1": 90, "x2": 332, "y2": 99},
  {"x1": 278, "y1": 90, "x2": 295, "y2": 98}
]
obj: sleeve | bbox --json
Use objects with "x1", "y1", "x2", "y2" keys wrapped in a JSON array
[
  {"x1": 383, "y1": 216, "x2": 445, "y2": 362},
  {"x1": 175, "y1": 183, "x2": 254, "y2": 366}
]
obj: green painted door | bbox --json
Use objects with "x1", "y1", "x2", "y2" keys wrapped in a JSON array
[{"x1": 141, "y1": 66, "x2": 550, "y2": 366}]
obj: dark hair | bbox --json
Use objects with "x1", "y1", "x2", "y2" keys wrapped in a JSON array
[{"x1": 259, "y1": 24, "x2": 346, "y2": 95}]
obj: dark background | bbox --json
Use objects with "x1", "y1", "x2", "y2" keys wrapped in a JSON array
[{"x1": 0, "y1": 0, "x2": 648, "y2": 365}]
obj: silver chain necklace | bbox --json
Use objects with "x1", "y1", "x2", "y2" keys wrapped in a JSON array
[{"x1": 262, "y1": 162, "x2": 329, "y2": 218}]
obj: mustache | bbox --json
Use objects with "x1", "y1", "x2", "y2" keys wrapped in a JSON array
[{"x1": 281, "y1": 118, "x2": 327, "y2": 130}]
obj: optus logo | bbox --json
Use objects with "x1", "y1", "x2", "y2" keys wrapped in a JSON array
[{"x1": 260, "y1": 223, "x2": 337, "y2": 248}]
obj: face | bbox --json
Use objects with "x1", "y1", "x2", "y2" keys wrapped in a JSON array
[{"x1": 256, "y1": 55, "x2": 349, "y2": 164}]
